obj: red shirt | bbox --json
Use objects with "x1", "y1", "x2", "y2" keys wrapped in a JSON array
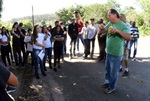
[{"x1": 77, "y1": 22, "x2": 83, "y2": 33}]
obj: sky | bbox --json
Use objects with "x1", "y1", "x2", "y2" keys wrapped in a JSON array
[{"x1": 1, "y1": 0, "x2": 140, "y2": 21}]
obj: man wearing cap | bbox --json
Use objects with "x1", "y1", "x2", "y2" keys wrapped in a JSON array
[
  {"x1": 84, "y1": 18, "x2": 99, "y2": 59},
  {"x1": 68, "y1": 18, "x2": 78, "y2": 59}
]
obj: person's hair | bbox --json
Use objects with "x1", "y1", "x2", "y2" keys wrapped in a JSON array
[
  {"x1": 55, "y1": 21, "x2": 59, "y2": 24},
  {"x1": 19, "y1": 22, "x2": 23, "y2": 27},
  {"x1": 48, "y1": 25, "x2": 52, "y2": 28},
  {"x1": 12, "y1": 22, "x2": 18, "y2": 29},
  {"x1": 85, "y1": 21, "x2": 89, "y2": 24},
  {"x1": 110, "y1": 9, "x2": 120, "y2": 19},
  {"x1": 1, "y1": 26, "x2": 6, "y2": 35},
  {"x1": 32, "y1": 25, "x2": 39, "y2": 43},
  {"x1": 60, "y1": 22, "x2": 64, "y2": 25},
  {"x1": 54, "y1": 25, "x2": 62, "y2": 33},
  {"x1": 27, "y1": 28, "x2": 32, "y2": 33},
  {"x1": 42, "y1": 25, "x2": 47, "y2": 33},
  {"x1": 120, "y1": 14, "x2": 126, "y2": 18}
]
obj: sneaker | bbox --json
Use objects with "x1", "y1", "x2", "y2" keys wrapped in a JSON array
[
  {"x1": 119, "y1": 68, "x2": 123, "y2": 72},
  {"x1": 101, "y1": 84, "x2": 109, "y2": 88},
  {"x1": 36, "y1": 75, "x2": 40, "y2": 79},
  {"x1": 7, "y1": 86, "x2": 16, "y2": 93},
  {"x1": 122, "y1": 71, "x2": 129, "y2": 76},
  {"x1": 42, "y1": 73, "x2": 47, "y2": 76},
  {"x1": 105, "y1": 88, "x2": 116, "y2": 94},
  {"x1": 53, "y1": 68, "x2": 57, "y2": 72}
]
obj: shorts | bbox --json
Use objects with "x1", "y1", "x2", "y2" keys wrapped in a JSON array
[{"x1": 123, "y1": 49, "x2": 128, "y2": 60}]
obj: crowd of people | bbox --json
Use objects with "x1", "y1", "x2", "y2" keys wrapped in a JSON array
[{"x1": 0, "y1": 8, "x2": 140, "y2": 100}]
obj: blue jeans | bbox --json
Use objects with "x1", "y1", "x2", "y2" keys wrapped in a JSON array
[
  {"x1": 43, "y1": 47, "x2": 52, "y2": 69},
  {"x1": 33, "y1": 49, "x2": 45, "y2": 76},
  {"x1": 105, "y1": 54, "x2": 122, "y2": 90},
  {"x1": 77, "y1": 34, "x2": 84, "y2": 51},
  {"x1": 129, "y1": 38, "x2": 138, "y2": 57}
]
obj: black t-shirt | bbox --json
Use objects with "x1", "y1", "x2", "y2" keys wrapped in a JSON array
[
  {"x1": 20, "y1": 29, "x2": 26, "y2": 44},
  {"x1": 0, "y1": 62, "x2": 10, "y2": 89},
  {"x1": 52, "y1": 32, "x2": 64, "y2": 46},
  {"x1": 12, "y1": 29, "x2": 21, "y2": 47},
  {"x1": 63, "y1": 27, "x2": 67, "y2": 38}
]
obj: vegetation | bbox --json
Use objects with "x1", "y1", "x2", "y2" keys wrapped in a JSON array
[{"x1": 0, "y1": 0, "x2": 150, "y2": 36}]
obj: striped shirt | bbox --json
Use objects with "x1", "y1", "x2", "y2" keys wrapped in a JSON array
[{"x1": 130, "y1": 26, "x2": 139, "y2": 38}]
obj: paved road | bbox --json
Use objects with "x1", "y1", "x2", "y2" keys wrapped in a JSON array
[{"x1": 31, "y1": 37, "x2": 150, "y2": 101}]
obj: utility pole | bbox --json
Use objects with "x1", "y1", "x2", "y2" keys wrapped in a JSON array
[{"x1": 32, "y1": 5, "x2": 34, "y2": 27}]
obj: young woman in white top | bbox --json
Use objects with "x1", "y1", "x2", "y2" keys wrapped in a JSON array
[
  {"x1": 42, "y1": 25, "x2": 52, "y2": 71},
  {"x1": 0, "y1": 26, "x2": 11, "y2": 67},
  {"x1": 23, "y1": 28, "x2": 34, "y2": 67},
  {"x1": 32, "y1": 25, "x2": 46, "y2": 79}
]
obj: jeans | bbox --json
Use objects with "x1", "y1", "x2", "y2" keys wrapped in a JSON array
[
  {"x1": 105, "y1": 54, "x2": 122, "y2": 90},
  {"x1": 84, "y1": 39, "x2": 87, "y2": 54},
  {"x1": 129, "y1": 38, "x2": 138, "y2": 57},
  {"x1": 54, "y1": 44, "x2": 63, "y2": 67},
  {"x1": 77, "y1": 34, "x2": 84, "y2": 51},
  {"x1": 21, "y1": 43, "x2": 25, "y2": 59},
  {"x1": 85, "y1": 39, "x2": 95, "y2": 57},
  {"x1": 33, "y1": 49, "x2": 45, "y2": 76},
  {"x1": 62, "y1": 37, "x2": 67, "y2": 59},
  {"x1": 23, "y1": 51, "x2": 34, "y2": 67},
  {"x1": 70, "y1": 38, "x2": 77, "y2": 56},
  {"x1": 43, "y1": 47, "x2": 52, "y2": 69}
]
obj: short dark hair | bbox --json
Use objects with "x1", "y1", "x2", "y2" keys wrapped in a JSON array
[
  {"x1": 90, "y1": 18, "x2": 95, "y2": 21},
  {"x1": 55, "y1": 21, "x2": 59, "y2": 24},
  {"x1": 19, "y1": 22, "x2": 23, "y2": 27},
  {"x1": 110, "y1": 9, "x2": 120, "y2": 19},
  {"x1": 85, "y1": 21, "x2": 89, "y2": 24},
  {"x1": 27, "y1": 28, "x2": 32, "y2": 33}
]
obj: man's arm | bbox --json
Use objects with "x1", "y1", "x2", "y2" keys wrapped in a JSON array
[{"x1": 7, "y1": 72, "x2": 19, "y2": 87}]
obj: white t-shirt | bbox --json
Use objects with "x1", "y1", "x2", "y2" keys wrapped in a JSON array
[
  {"x1": 24, "y1": 36, "x2": 33, "y2": 51},
  {"x1": 44, "y1": 32, "x2": 52, "y2": 48},
  {"x1": 33, "y1": 33, "x2": 45, "y2": 50},
  {"x1": 81, "y1": 27, "x2": 88, "y2": 39},
  {"x1": 87, "y1": 24, "x2": 99, "y2": 39},
  {"x1": 0, "y1": 34, "x2": 9, "y2": 46}
]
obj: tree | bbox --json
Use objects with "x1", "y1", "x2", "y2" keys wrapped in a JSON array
[{"x1": 0, "y1": 0, "x2": 3, "y2": 17}]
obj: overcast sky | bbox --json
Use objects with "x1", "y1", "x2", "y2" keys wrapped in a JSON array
[{"x1": 1, "y1": 0, "x2": 139, "y2": 21}]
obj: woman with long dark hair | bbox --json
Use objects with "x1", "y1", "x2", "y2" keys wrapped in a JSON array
[
  {"x1": 52, "y1": 26, "x2": 64, "y2": 71},
  {"x1": 0, "y1": 26, "x2": 11, "y2": 67},
  {"x1": 12, "y1": 22, "x2": 22, "y2": 67},
  {"x1": 42, "y1": 25, "x2": 52, "y2": 71},
  {"x1": 32, "y1": 25, "x2": 46, "y2": 79}
]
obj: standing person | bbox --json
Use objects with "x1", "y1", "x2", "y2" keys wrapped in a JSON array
[
  {"x1": 101, "y1": 9, "x2": 131, "y2": 94},
  {"x1": 76, "y1": 18, "x2": 84, "y2": 53},
  {"x1": 42, "y1": 25, "x2": 52, "y2": 71},
  {"x1": 68, "y1": 18, "x2": 78, "y2": 59},
  {"x1": 52, "y1": 26, "x2": 64, "y2": 71},
  {"x1": 51, "y1": 21, "x2": 60, "y2": 34},
  {"x1": 22, "y1": 28, "x2": 34, "y2": 67},
  {"x1": 129, "y1": 21, "x2": 139, "y2": 59},
  {"x1": 47, "y1": 25, "x2": 52, "y2": 33},
  {"x1": 0, "y1": 27, "x2": 11, "y2": 67},
  {"x1": 84, "y1": 18, "x2": 99, "y2": 59},
  {"x1": 18, "y1": 23, "x2": 26, "y2": 60},
  {"x1": 81, "y1": 21, "x2": 89, "y2": 57},
  {"x1": 60, "y1": 22, "x2": 67, "y2": 59},
  {"x1": 0, "y1": 62, "x2": 19, "y2": 101},
  {"x1": 12, "y1": 22, "x2": 22, "y2": 67},
  {"x1": 120, "y1": 14, "x2": 130, "y2": 76},
  {"x1": 6, "y1": 30, "x2": 15, "y2": 63},
  {"x1": 32, "y1": 25, "x2": 46, "y2": 79},
  {"x1": 97, "y1": 19, "x2": 106, "y2": 61}
]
